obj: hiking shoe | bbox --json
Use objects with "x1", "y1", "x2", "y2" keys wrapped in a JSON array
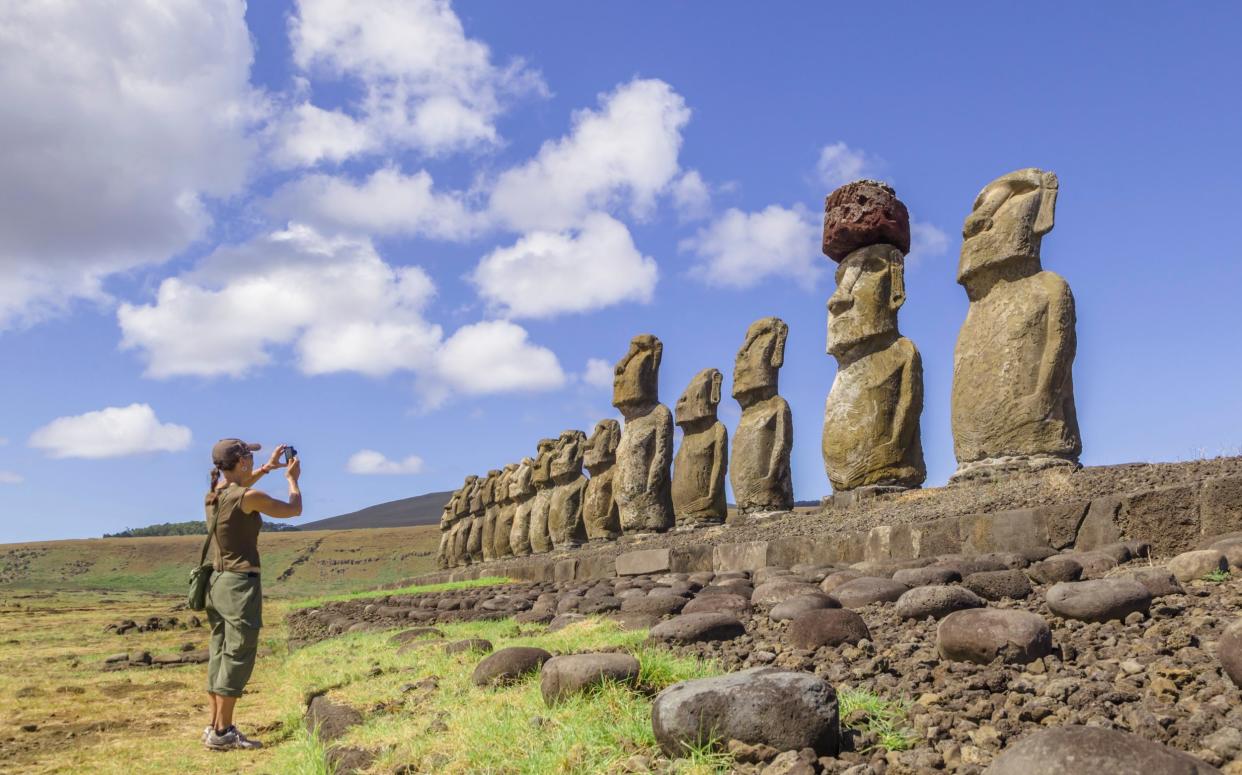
[
  {"x1": 201, "y1": 725, "x2": 212, "y2": 744},
  {"x1": 205, "y1": 725, "x2": 263, "y2": 751}
]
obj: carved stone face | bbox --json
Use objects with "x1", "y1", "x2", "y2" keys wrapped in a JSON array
[
  {"x1": 676, "y1": 368, "x2": 722, "y2": 426},
  {"x1": 612, "y1": 334, "x2": 662, "y2": 410},
  {"x1": 551, "y1": 430, "x2": 586, "y2": 479},
  {"x1": 958, "y1": 168, "x2": 1057, "y2": 283},
  {"x1": 509, "y1": 457, "x2": 533, "y2": 498},
  {"x1": 732, "y1": 318, "x2": 787, "y2": 399},
  {"x1": 828, "y1": 244, "x2": 905, "y2": 356},
  {"x1": 532, "y1": 439, "x2": 557, "y2": 486},
  {"x1": 497, "y1": 465, "x2": 516, "y2": 502},
  {"x1": 482, "y1": 469, "x2": 502, "y2": 505},
  {"x1": 583, "y1": 419, "x2": 620, "y2": 470}
]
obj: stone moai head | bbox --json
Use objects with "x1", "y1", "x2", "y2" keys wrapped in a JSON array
[
  {"x1": 468, "y1": 476, "x2": 485, "y2": 514},
  {"x1": 497, "y1": 464, "x2": 517, "y2": 503},
  {"x1": 676, "y1": 367, "x2": 723, "y2": 428},
  {"x1": 822, "y1": 180, "x2": 911, "y2": 262},
  {"x1": 732, "y1": 317, "x2": 788, "y2": 402},
  {"x1": 551, "y1": 429, "x2": 587, "y2": 481},
  {"x1": 482, "y1": 469, "x2": 502, "y2": 505},
  {"x1": 612, "y1": 334, "x2": 663, "y2": 412},
  {"x1": 455, "y1": 475, "x2": 478, "y2": 515},
  {"x1": 958, "y1": 167, "x2": 1058, "y2": 284},
  {"x1": 510, "y1": 457, "x2": 534, "y2": 499},
  {"x1": 827, "y1": 244, "x2": 907, "y2": 356},
  {"x1": 532, "y1": 438, "x2": 558, "y2": 487},
  {"x1": 583, "y1": 419, "x2": 621, "y2": 473}
]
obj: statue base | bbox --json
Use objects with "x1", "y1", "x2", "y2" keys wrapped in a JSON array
[
  {"x1": 824, "y1": 485, "x2": 914, "y2": 511},
  {"x1": 949, "y1": 454, "x2": 1080, "y2": 485}
]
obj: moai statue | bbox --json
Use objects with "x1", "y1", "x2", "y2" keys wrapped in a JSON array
[
  {"x1": 435, "y1": 488, "x2": 456, "y2": 569},
  {"x1": 480, "y1": 469, "x2": 502, "y2": 562},
  {"x1": 528, "y1": 438, "x2": 558, "y2": 553},
  {"x1": 466, "y1": 476, "x2": 485, "y2": 563},
  {"x1": 548, "y1": 430, "x2": 589, "y2": 549},
  {"x1": 821, "y1": 180, "x2": 926, "y2": 494},
  {"x1": 672, "y1": 368, "x2": 728, "y2": 525},
  {"x1": 451, "y1": 474, "x2": 477, "y2": 566},
  {"x1": 730, "y1": 318, "x2": 794, "y2": 513},
  {"x1": 951, "y1": 168, "x2": 1080, "y2": 482},
  {"x1": 493, "y1": 464, "x2": 518, "y2": 559},
  {"x1": 612, "y1": 335, "x2": 674, "y2": 533},
  {"x1": 583, "y1": 419, "x2": 622, "y2": 541},
  {"x1": 508, "y1": 457, "x2": 535, "y2": 557}
]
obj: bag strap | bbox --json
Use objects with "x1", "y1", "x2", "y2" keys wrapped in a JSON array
[{"x1": 200, "y1": 492, "x2": 223, "y2": 567}]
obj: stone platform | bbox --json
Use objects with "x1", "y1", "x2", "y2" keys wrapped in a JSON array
[{"x1": 403, "y1": 457, "x2": 1242, "y2": 588}]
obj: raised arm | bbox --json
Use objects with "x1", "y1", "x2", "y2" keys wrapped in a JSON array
[{"x1": 242, "y1": 456, "x2": 301, "y2": 518}]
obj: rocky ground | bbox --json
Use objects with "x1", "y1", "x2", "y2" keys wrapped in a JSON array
[{"x1": 289, "y1": 532, "x2": 1242, "y2": 774}]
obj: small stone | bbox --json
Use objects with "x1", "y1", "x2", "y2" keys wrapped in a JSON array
[
  {"x1": 620, "y1": 593, "x2": 686, "y2": 617},
  {"x1": 936, "y1": 608, "x2": 1052, "y2": 665},
  {"x1": 1045, "y1": 579, "x2": 1151, "y2": 623},
  {"x1": 683, "y1": 593, "x2": 752, "y2": 618},
  {"x1": 444, "y1": 638, "x2": 493, "y2": 656},
  {"x1": 539, "y1": 653, "x2": 641, "y2": 705},
  {"x1": 20, "y1": 723, "x2": 37, "y2": 732},
  {"x1": 892, "y1": 566, "x2": 961, "y2": 587},
  {"x1": 769, "y1": 594, "x2": 839, "y2": 622},
  {"x1": 983, "y1": 725, "x2": 1220, "y2": 774},
  {"x1": 829, "y1": 577, "x2": 908, "y2": 609},
  {"x1": 895, "y1": 585, "x2": 985, "y2": 620},
  {"x1": 787, "y1": 609, "x2": 871, "y2": 649},
  {"x1": 471, "y1": 647, "x2": 552, "y2": 687},
  {"x1": 752, "y1": 581, "x2": 824, "y2": 607},
  {"x1": 761, "y1": 749, "x2": 818, "y2": 775},
  {"x1": 652, "y1": 667, "x2": 839, "y2": 756},
  {"x1": 1167, "y1": 550, "x2": 1228, "y2": 582},
  {"x1": 1219, "y1": 618, "x2": 1242, "y2": 689},
  {"x1": 649, "y1": 613, "x2": 746, "y2": 644},
  {"x1": 964, "y1": 569, "x2": 1032, "y2": 600},
  {"x1": 1124, "y1": 568, "x2": 1184, "y2": 598},
  {"x1": 1027, "y1": 556, "x2": 1083, "y2": 584},
  {"x1": 305, "y1": 696, "x2": 363, "y2": 742},
  {"x1": 728, "y1": 739, "x2": 781, "y2": 764}
]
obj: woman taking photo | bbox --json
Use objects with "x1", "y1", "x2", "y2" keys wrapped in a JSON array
[{"x1": 202, "y1": 438, "x2": 302, "y2": 751}]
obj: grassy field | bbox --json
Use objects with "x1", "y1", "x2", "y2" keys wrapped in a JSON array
[{"x1": 0, "y1": 525, "x2": 442, "y2": 600}]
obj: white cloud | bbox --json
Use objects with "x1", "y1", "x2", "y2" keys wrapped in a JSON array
[
  {"x1": 346, "y1": 449, "x2": 424, "y2": 475},
  {"x1": 671, "y1": 170, "x2": 712, "y2": 222},
  {"x1": 265, "y1": 167, "x2": 480, "y2": 240},
  {"x1": 471, "y1": 213, "x2": 657, "y2": 318},
  {"x1": 582, "y1": 358, "x2": 614, "y2": 389},
  {"x1": 275, "y1": 0, "x2": 544, "y2": 165},
  {"x1": 419, "y1": 320, "x2": 566, "y2": 408},
  {"x1": 117, "y1": 224, "x2": 442, "y2": 378},
  {"x1": 0, "y1": 1, "x2": 263, "y2": 330},
  {"x1": 908, "y1": 221, "x2": 950, "y2": 267},
  {"x1": 0, "y1": 471, "x2": 21, "y2": 485},
  {"x1": 681, "y1": 205, "x2": 822, "y2": 289},
  {"x1": 816, "y1": 142, "x2": 874, "y2": 189},
  {"x1": 29, "y1": 404, "x2": 191, "y2": 459},
  {"x1": 488, "y1": 79, "x2": 690, "y2": 231}
]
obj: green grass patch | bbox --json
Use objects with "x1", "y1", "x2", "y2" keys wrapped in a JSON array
[
  {"x1": 270, "y1": 615, "x2": 729, "y2": 774},
  {"x1": 290, "y1": 576, "x2": 512, "y2": 609},
  {"x1": 838, "y1": 686, "x2": 917, "y2": 752},
  {"x1": 1202, "y1": 569, "x2": 1231, "y2": 583}
]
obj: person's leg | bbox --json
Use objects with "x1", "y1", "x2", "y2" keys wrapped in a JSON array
[
  {"x1": 206, "y1": 588, "x2": 226, "y2": 738},
  {"x1": 216, "y1": 695, "x2": 237, "y2": 731},
  {"x1": 205, "y1": 572, "x2": 262, "y2": 748}
]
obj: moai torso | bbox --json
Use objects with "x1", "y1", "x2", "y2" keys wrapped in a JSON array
[
  {"x1": 672, "y1": 368, "x2": 728, "y2": 524},
  {"x1": 508, "y1": 458, "x2": 535, "y2": 556},
  {"x1": 548, "y1": 430, "x2": 588, "y2": 549},
  {"x1": 583, "y1": 419, "x2": 621, "y2": 541},
  {"x1": 493, "y1": 465, "x2": 517, "y2": 559},
  {"x1": 730, "y1": 318, "x2": 794, "y2": 512},
  {"x1": 466, "y1": 479, "x2": 485, "y2": 563},
  {"x1": 951, "y1": 168, "x2": 1080, "y2": 481},
  {"x1": 451, "y1": 476, "x2": 476, "y2": 566},
  {"x1": 819, "y1": 182, "x2": 926, "y2": 493},
  {"x1": 480, "y1": 469, "x2": 501, "y2": 562},
  {"x1": 528, "y1": 439, "x2": 556, "y2": 553},
  {"x1": 612, "y1": 335, "x2": 674, "y2": 533}
]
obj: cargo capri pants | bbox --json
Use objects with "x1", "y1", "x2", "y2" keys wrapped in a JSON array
[{"x1": 205, "y1": 571, "x2": 263, "y2": 698}]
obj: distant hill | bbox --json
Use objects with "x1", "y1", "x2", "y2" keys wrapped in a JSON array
[
  {"x1": 103, "y1": 520, "x2": 299, "y2": 537},
  {"x1": 299, "y1": 490, "x2": 454, "y2": 531}
]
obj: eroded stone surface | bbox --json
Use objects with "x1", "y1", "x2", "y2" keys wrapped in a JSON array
[
  {"x1": 787, "y1": 608, "x2": 870, "y2": 649},
  {"x1": 1167, "y1": 549, "x2": 1228, "y2": 582},
  {"x1": 1045, "y1": 578, "x2": 1151, "y2": 623},
  {"x1": 936, "y1": 608, "x2": 1052, "y2": 664},
  {"x1": 821, "y1": 179, "x2": 911, "y2": 261},
  {"x1": 471, "y1": 646, "x2": 552, "y2": 686},
  {"x1": 613, "y1": 335, "x2": 675, "y2": 533},
  {"x1": 895, "y1": 585, "x2": 985, "y2": 620},
  {"x1": 983, "y1": 725, "x2": 1220, "y2": 775},
  {"x1": 539, "y1": 653, "x2": 640, "y2": 704},
  {"x1": 1219, "y1": 618, "x2": 1242, "y2": 689},
  {"x1": 951, "y1": 168, "x2": 1081, "y2": 482},
  {"x1": 528, "y1": 439, "x2": 557, "y2": 554},
  {"x1": 508, "y1": 458, "x2": 535, "y2": 557},
  {"x1": 548, "y1": 430, "x2": 589, "y2": 550},
  {"x1": 583, "y1": 419, "x2": 622, "y2": 542},
  {"x1": 730, "y1": 318, "x2": 794, "y2": 513},
  {"x1": 649, "y1": 613, "x2": 745, "y2": 644},
  {"x1": 652, "y1": 668, "x2": 839, "y2": 757},
  {"x1": 829, "y1": 577, "x2": 908, "y2": 609},
  {"x1": 672, "y1": 367, "x2": 728, "y2": 525}
]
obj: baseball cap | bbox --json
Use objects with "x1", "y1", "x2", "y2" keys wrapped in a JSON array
[{"x1": 212, "y1": 438, "x2": 261, "y2": 466}]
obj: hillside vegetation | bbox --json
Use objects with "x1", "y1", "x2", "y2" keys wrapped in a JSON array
[
  {"x1": 0, "y1": 525, "x2": 441, "y2": 599},
  {"x1": 103, "y1": 520, "x2": 300, "y2": 538}
]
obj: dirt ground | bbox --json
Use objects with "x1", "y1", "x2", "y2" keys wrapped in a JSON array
[{"x1": 0, "y1": 589, "x2": 296, "y2": 774}]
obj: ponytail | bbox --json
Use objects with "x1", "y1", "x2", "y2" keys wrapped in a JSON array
[{"x1": 204, "y1": 467, "x2": 221, "y2": 506}]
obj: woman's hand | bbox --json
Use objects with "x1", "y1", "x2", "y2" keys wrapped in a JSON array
[
  {"x1": 286, "y1": 454, "x2": 301, "y2": 483},
  {"x1": 266, "y1": 445, "x2": 288, "y2": 470}
]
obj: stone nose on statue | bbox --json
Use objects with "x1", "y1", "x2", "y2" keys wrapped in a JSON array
[
  {"x1": 963, "y1": 212, "x2": 992, "y2": 239},
  {"x1": 827, "y1": 290, "x2": 853, "y2": 315}
]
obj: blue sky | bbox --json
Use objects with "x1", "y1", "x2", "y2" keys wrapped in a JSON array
[{"x1": 1, "y1": 2, "x2": 1240, "y2": 542}]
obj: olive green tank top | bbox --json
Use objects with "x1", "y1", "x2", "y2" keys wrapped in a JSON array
[{"x1": 207, "y1": 482, "x2": 261, "y2": 573}]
